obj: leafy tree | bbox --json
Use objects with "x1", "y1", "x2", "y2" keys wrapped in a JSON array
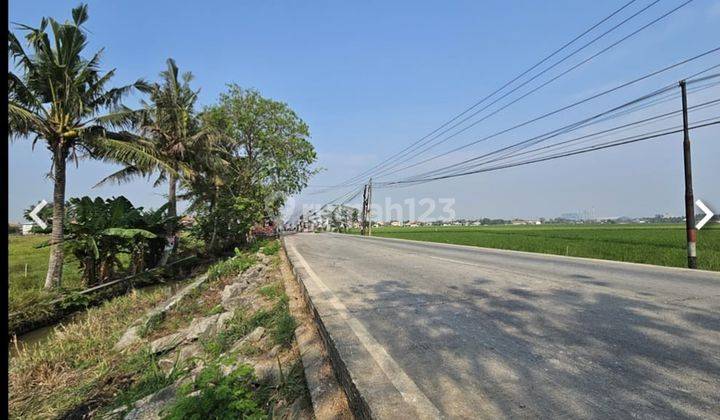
[
  {"x1": 190, "y1": 85, "x2": 317, "y2": 253},
  {"x1": 8, "y1": 4, "x2": 168, "y2": 288},
  {"x1": 202, "y1": 85, "x2": 317, "y2": 201}
]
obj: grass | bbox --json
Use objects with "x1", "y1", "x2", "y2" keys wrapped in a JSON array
[
  {"x1": 205, "y1": 287, "x2": 296, "y2": 358},
  {"x1": 8, "y1": 235, "x2": 83, "y2": 312},
  {"x1": 9, "y1": 244, "x2": 307, "y2": 419},
  {"x1": 351, "y1": 223, "x2": 720, "y2": 271},
  {"x1": 141, "y1": 253, "x2": 256, "y2": 340},
  {"x1": 8, "y1": 287, "x2": 172, "y2": 419},
  {"x1": 162, "y1": 363, "x2": 265, "y2": 419},
  {"x1": 207, "y1": 252, "x2": 256, "y2": 282},
  {"x1": 261, "y1": 240, "x2": 281, "y2": 256}
]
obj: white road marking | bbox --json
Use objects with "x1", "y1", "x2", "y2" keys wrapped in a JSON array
[{"x1": 287, "y1": 243, "x2": 442, "y2": 419}]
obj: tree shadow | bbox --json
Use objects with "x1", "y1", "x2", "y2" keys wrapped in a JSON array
[{"x1": 333, "y1": 277, "x2": 720, "y2": 419}]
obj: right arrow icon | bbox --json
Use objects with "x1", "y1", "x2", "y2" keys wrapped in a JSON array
[{"x1": 695, "y1": 200, "x2": 714, "y2": 230}]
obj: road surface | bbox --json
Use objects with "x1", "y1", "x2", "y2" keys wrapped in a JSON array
[{"x1": 284, "y1": 233, "x2": 720, "y2": 419}]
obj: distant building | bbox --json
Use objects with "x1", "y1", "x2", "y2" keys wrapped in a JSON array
[{"x1": 21, "y1": 223, "x2": 34, "y2": 235}]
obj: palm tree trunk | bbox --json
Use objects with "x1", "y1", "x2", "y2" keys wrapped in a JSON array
[
  {"x1": 168, "y1": 172, "x2": 177, "y2": 221},
  {"x1": 159, "y1": 173, "x2": 178, "y2": 266},
  {"x1": 44, "y1": 146, "x2": 67, "y2": 289},
  {"x1": 209, "y1": 187, "x2": 218, "y2": 253}
]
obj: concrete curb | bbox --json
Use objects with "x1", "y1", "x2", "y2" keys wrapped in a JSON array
[
  {"x1": 281, "y1": 238, "x2": 372, "y2": 420},
  {"x1": 279, "y1": 247, "x2": 354, "y2": 420}
]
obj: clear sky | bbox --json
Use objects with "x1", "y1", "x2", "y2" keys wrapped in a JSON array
[{"x1": 8, "y1": 0, "x2": 720, "y2": 223}]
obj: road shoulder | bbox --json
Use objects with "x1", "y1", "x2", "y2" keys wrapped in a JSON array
[{"x1": 282, "y1": 236, "x2": 441, "y2": 420}]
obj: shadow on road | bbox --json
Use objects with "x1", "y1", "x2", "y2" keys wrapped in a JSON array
[{"x1": 340, "y1": 277, "x2": 720, "y2": 418}]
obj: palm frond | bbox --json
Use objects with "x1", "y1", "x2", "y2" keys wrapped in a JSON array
[
  {"x1": 93, "y1": 165, "x2": 146, "y2": 188},
  {"x1": 8, "y1": 101, "x2": 47, "y2": 139},
  {"x1": 91, "y1": 105, "x2": 143, "y2": 130},
  {"x1": 94, "y1": 135, "x2": 179, "y2": 176}
]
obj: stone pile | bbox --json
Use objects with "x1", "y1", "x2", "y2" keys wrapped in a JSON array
[{"x1": 106, "y1": 251, "x2": 310, "y2": 420}]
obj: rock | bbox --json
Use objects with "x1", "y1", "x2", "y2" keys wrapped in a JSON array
[
  {"x1": 216, "y1": 311, "x2": 234, "y2": 331},
  {"x1": 272, "y1": 400, "x2": 288, "y2": 419},
  {"x1": 157, "y1": 358, "x2": 175, "y2": 376},
  {"x1": 124, "y1": 381, "x2": 180, "y2": 420},
  {"x1": 229, "y1": 326, "x2": 266, "y2": 354},
  {"x1": 287, "y1": 398, "x2": 308, "y2": 420},
  {"x1": 114, "y1": 325, "x2": 141, "y2": 352},
  {"x1": 220, "y1": 363, "x2": 235, "y2": 377},
  {"x1": 184, "y1": 314, "x2": 220, "y2": 341},
  {"x1": 246, "y1": 326, "x2": 266, "y2": 343},
  {"x1": 101, "y1": 405, "x2": 128, "y2": 420},
  {"x1": 240, "y1": 265, "x2": 264, "y2": 284},
  {"x1": 177, "y1": 342, "x2": 203, "y2": 363},
  {"x1": 268, "y1": 344, "x2": 282, "y2": 358},
  {"x1": 221, "y1": 283, "x2": 247, "y2": 309},
  {"x1": 257, "y1": 254, "x2": 271, "y2": 265},
  {"x1": 150, "y1": 332, "x2": 184, "y2": 354},
  {"x1": 253, "y1": 357, "x2": 282, "y2": 383}
]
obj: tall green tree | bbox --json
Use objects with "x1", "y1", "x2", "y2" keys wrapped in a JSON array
[
  {"x1": 190, "y1": 85, "x2": 318, "y2": 253},
  {"x1": 8, "y1": 4, "x2": 168, "y2": 288},
  {"x1": 202, "y1": 85, "x2": 317, "y2": 200}
]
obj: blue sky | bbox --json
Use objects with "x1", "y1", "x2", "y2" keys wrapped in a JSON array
[{"x1": 8, "y1": 0, "x2": 720, "y2": 222}]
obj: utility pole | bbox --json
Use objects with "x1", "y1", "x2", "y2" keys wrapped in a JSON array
[
  {"x1": 360, "y1": 184, "x2": 368, "y2": 236},
  {"x1": 680, "y1": 80, "x2": 697, "y2": 269},
  {"x1": 367, "y1": 178, "x2": 373, "y2": 236}
]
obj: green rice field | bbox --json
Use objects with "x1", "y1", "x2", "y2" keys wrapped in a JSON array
[{"x1": 352, "y1": 224, "x2": 720, "y2": 271}]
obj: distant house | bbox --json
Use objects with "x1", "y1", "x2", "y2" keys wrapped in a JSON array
[
  {"x1": 21, "y1": 223, "x2": 35, "y2": 235},
  {"x1": 179, "y1": 215, "x2": 195, "y2": 227}
]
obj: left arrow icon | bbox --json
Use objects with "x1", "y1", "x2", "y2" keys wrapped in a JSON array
[{"x1": 30, "y1": 200, "x2": 48, "y2": 229}]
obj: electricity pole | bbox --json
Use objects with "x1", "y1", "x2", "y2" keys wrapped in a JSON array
[
  {"x1": 360, "y1": 184, "x2": 368, "y2": 236},
  {"x1": 680, "y1": 80, "x2": 697, "y2": 269},
  {"x1": 367, "y1": 178, "x2": 373, "y2": 236}
]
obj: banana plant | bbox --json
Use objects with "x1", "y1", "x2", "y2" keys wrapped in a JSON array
[{"x1": 63, "y1": 196, "x2": 166, "y2": 286}]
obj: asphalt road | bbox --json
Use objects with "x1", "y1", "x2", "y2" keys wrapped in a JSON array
[{"x1": 284, "y1": 233, "x2": 720, "y2": 419}]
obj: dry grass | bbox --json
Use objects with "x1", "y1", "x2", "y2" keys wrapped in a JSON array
[
  {"x1": 142, "y1": 262, "x2": 244, "y2": 341},
  {"x1": 8, "y1": 287, "x2": 171, "y2": 419},
  {"x1": 8, "y1": 245, "x2": 307, "y2": 419}
]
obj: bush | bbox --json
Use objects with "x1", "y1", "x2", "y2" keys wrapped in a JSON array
[
  {"x1": 207, "y1": 254, "x2": 254, "y2": 282},
  {"x1": 261, "y1": 241, "x2": 280, "y2": 256},
  {"x1": 163, "y1": 363, "x2": 265, "y2": 419}
]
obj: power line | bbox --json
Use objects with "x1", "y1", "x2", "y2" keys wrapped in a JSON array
[
  {"x1": 373, "y1": 53, "x2": 720, "y2": 182},
  {"x1": 378, "y1": 119, "x2": 719, "y2": 186},
  {"x1": 359, "y1": 0, "x2": 671, "y2": 182},
  {"x1": 399, "y1": 77, "x2": 720, "y2": 180},
  {"x1": 328, "y1": 0, "x2": 696, "y2": 189},
  {"x1": 312, "y1": 0, "x2": 650, "y2": 191}
]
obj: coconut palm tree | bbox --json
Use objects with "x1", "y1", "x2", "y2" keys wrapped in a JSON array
[
  {"x1": 8, "y1": 4, "x2": 171, "y2": 288},
  {"x1": 96, "y1": 58, "x2": 212, "y2": 262}
]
